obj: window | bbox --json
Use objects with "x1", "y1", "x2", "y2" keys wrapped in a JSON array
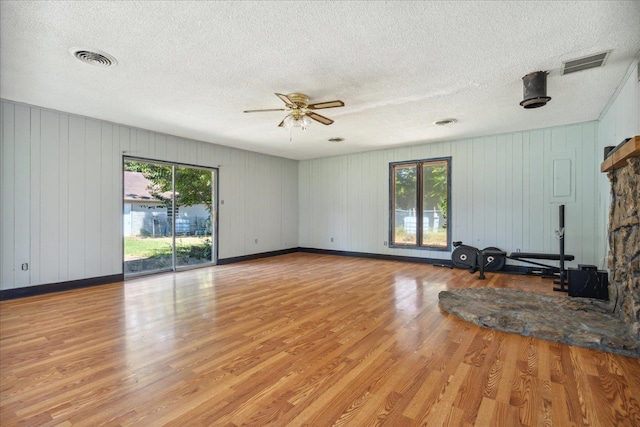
[{"x1": 390, "y1": 157, "x2": 450, "y2": 249}]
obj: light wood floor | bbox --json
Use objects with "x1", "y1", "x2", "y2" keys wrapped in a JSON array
[{"x1": 1, "y1": 253, "x2": 639, "y2": 426}]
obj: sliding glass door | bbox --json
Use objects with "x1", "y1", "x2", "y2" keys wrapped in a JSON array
[
  {"x1": 123, "y1": 158, "x2": 217, "y2": 276},
  {"x1": 174, "y1": 165, "x2": 215, "y2": 268}
]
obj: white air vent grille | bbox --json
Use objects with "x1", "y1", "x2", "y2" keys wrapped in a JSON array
[
  {"x1": 70, "y1": 47, "x2": 117, "y2": 67},
  {"x1": 562, "y1": 51, "x2": 609, "y2": 75}
]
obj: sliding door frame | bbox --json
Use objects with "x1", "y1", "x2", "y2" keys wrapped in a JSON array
[{"x1": 123, "y1": 156, "x2": 219, "y2": 277}]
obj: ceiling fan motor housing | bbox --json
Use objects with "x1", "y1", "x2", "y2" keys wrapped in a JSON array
[
  {"x1": 287, "y1": 93, "x2": 309, "y2": 108},
  {"x1": 520, "y1": 71, "x2": 551, "y2": 108}
]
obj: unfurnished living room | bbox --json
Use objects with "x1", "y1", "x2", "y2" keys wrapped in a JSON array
[{"x1": 1, "y1": 1, "x2": 639, "y2": 426}]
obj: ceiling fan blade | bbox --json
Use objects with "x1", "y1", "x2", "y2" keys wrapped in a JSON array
[
  {"x1": 306, "y1": 111, "x2": 334, "y2": 125},
  {"x1": 243, "y1": 108, "x2": 287, "y2": 113},
  {"x1": 278, "y1": 118, "x2": 286, "y2": 127},
  {"x1": 275, "y1": 93, "x2": 297, "y2": 107},
  {"x1": 307, "y1": 100, "x2": 344, "y2": 110}
]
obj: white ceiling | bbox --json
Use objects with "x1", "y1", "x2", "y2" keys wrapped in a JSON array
[{"x1": 1, "y1": 1, "x2": 639, "y2": 160}]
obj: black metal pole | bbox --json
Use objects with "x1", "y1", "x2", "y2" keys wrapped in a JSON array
[{"x1": 554, "y1": 204, "x2": 568, "y2": 292}]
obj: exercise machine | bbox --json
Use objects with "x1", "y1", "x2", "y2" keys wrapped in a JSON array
[
  {"x1": 450, "y1": 242, "x2": 506, "y2": 279},
  {"x1": 451, "y1": 205, "x2": 574, "y2": 291}
]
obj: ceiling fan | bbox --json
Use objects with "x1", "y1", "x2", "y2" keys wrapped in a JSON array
[{"x1": 244, "y1": 93, "x2": 344, "y2": 129}]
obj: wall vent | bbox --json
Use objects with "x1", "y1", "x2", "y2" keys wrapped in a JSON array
[{"x1": 561, "y1": 51, "x2": 609, "y2": 75}]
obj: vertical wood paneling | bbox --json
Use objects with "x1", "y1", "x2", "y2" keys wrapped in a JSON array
[
  {"x1": 579, "y1": 123, "x2": 597, "y2": 266},
  {"x1": 528, "y1": 130, "x2": 544, "y2": 252},
  {"x1": 154, "y1": 133, "x2": 167, "y2": 160},
  {"x1": 67, "y1": 115, "x2": 86, "y2": 280},
  {"x1": 15, "y1": 104, "x2": 31, "y2": 287},
  {"x1": 119, "y1": 126, "x2": 131, "y2": 154},
  {"x1": 521, "y1": 132, "x2": 531, "y2": 253},
  {"x1": 263, "y1": 156, "x2": 280, "y2": 252},
  {"x1": 298, "y1": 161, "x2": 310, "y2": 247},
  {"x1": 471, "y1": 138, "x2": 484, "y2": 246},
  {"x1": 1, "y1": 102, "x2": 17, "y2": 288},
  {"x1": 483, "y1": 136, "x2": 497, "y2": 247},
  {"x1": 84, "y1": 119, "x2": 102, "y2": 276},
  {"x1": 244, "y1": 153, "x2": 259, "y2": 252},
  {"x1": 135, "y1": 129, "x2": 150, "y2": 156},
  {"x1": 223, "y1": 148, "x2": 246, "y2": 258},
  {"x1": 347, "y1": 154, "x2": 361, "y2": 251},
  {"x1": 542, "y1": 129, "x2": 553, "y2": 254},
  {"x1": 165, "y1": 135, "x2": 178, "y2": 161},
  {"x1": 503, "y1": 133, "x2": 513, "y2": 251},
  {"x1": 111, "y1": 125, "x2": 123, "y2": 274},
  {"x1": 281, "y1": 158, "x2": 297, "y2": 249},
  {"x1": 318, "y1": 158, "x2": 328, "y2": 248},
  {"x1": 494, "y1": 135, "x2": 507, "y2": 251},
  {"x1": 100, "y1": 123, "x2": 114, "y2": 276},
  {"x1": 563, "y1": 125, "x2": 583, "y2": 265},
  {"x1": 511, "y1": 133, "x2": 524, "y2": 254},
  {"x1": 359, "y1": 152, "x2": 372, "y2": 251},
  {"x1": 336, "y1": 156, "x2": 348, "y2": 249},
  {"x1": 29, "y1": 108, "x2": 41, "y2": 286},
  {"x1": 308, "y1": 160, "x2": 319, "y2": 247},
  {"x1": 452, "y1": 139, "x2": 472, "y2": 244},
  {"x1": 40, "y1": 110, "x2": 60, "y2": 283},
  {"x1": 367, "y1": 151, "x2": 379, "y2": 252},
  {"x1": 58, "y1": 114, "x2": 69, "y2": 279}
]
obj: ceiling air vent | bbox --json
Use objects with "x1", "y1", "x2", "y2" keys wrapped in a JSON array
[
  {"x1": 70, "y1": 47, "x2": 117, "y2": 67},
  {"x1": 561, "y1": 51, "x2": 609, "y2": 75},
  {"x1": 434, "y1": 118, "x2": 457, "y2": 126}
]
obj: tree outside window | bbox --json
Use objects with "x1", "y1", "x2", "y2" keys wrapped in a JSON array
[{"x1": 390, "y1": 158, "x2": 450, "y2": 249}]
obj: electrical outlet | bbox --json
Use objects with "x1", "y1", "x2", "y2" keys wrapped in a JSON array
[
  {"x1": 384, "y1": 241, "x2": 387, "y2": 246},
  {"x1": 21, "y1": 263, "x2": 29, "y2": 271},
  {"x1": 255, "y1": 238, "x2": 258, "y2": 244},
  {"x1": 330, "y1": 237, "x2": 334, "y2": 242}
]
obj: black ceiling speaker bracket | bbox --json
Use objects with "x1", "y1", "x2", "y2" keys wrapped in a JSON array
[{"x1": 520, "y1": 71, "x2": 551, "y2": 108}]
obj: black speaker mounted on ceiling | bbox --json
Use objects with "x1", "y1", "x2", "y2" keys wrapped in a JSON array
[{"x1": 520, "y1": 71, "x2": 551, "y2": 109}]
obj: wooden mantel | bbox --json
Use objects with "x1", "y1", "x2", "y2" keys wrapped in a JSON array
[{"x1": 601, "y1": 135, "x2": 640, "y2": 172}]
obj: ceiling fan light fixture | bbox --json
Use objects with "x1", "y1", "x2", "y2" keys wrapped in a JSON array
[{"x1": 283, "y1": 113, "x2": 311, "y2": 130}]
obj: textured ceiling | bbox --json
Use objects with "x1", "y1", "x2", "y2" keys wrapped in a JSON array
[{"x1": 1, "y1": 1, "x2": 639, "y2": 160}]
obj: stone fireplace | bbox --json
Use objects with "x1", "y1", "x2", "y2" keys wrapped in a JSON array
[{"x1": 604, "y1": 136, "x2": 640, "y2": 341}]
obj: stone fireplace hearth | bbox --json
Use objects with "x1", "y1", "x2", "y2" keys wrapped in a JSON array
[
  {"x1": 606, "y1": 138, "x2": 640, "y2": 341},
  {"x1": 438, "y1": 287, "x2": 638, "y2": 357}
]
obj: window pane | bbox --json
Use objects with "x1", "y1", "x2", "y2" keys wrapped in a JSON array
[
  {"x1": 124, "y1": 160, "x2": 174, "y2": 275},
  {"x1": 392, "y1": 164, "x2": 417, "y2": 245},
  {"x1": 175, "y1": 166, "x2": 213, "y2": 268},
  {"x1": 422, "y1": 161, "x2": 448, "y2": 248}
]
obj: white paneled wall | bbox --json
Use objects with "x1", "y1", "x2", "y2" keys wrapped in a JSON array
[
  {"x1": 299, "y1": 122, "x2": 603, "y2": 268},
  {"x1": 1, "y1": 100, "x2": 298, "y2": 290},
  {"x1": 597, "y1": 61, "x2": 640, "y2": 269}
]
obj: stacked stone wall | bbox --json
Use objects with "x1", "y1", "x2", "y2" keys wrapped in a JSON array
[{"x1": 608, "y1": 157, "x2": 640, "y2": 340}]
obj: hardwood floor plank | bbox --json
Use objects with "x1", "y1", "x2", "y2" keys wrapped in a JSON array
[
  {"x1": 1, "y1": 253, "x2": 638, "y2": 426},
  {"x1": 475, "y1": 396, "x2": 496, "y2": 427}
]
